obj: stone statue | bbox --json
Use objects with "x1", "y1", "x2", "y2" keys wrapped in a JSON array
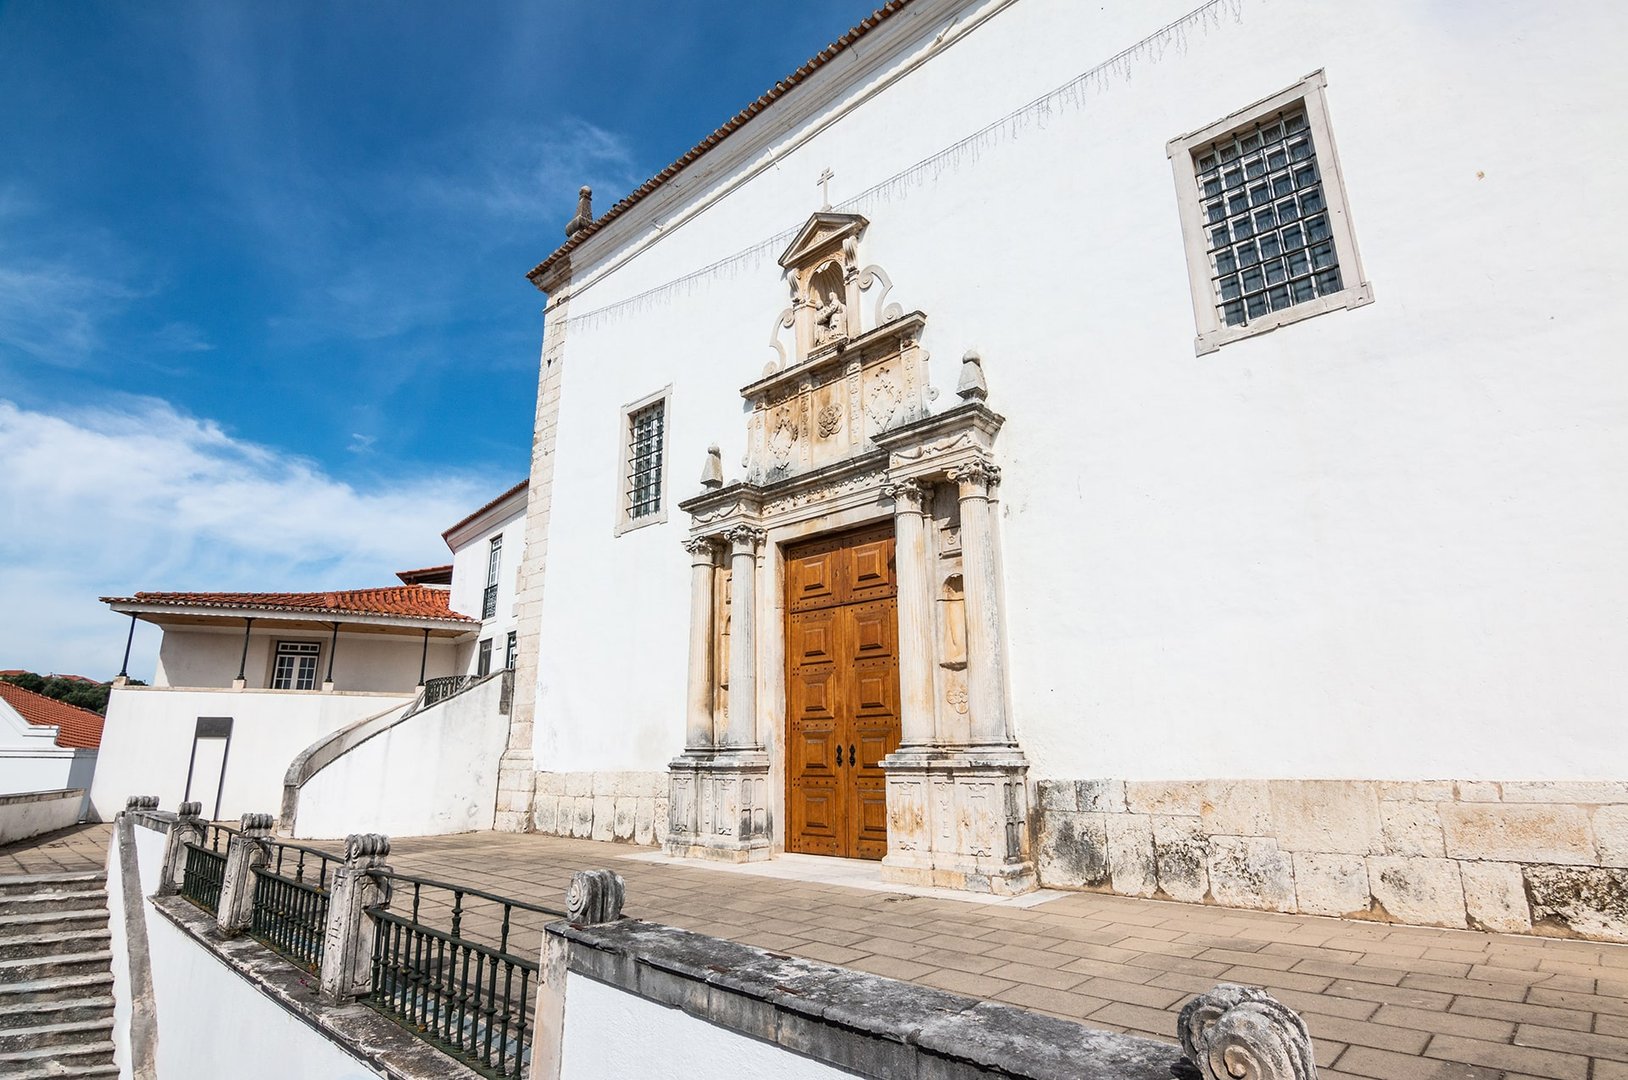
[{"x1": 812, "y1": 289, "x2": 846, "y2": 346}]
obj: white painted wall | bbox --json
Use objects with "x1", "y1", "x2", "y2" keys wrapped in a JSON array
[
  {"x1": 88, "y1": 687, "x2": 414, "y2": 821},
  {"x1": 448, "y1": 503, "x2": 526, "y2": 677},
  {"x1": 560, "y1": 973, "x2": 847, "y2": 1080},
  {"x1": 531, "y1": 0, "x2": 1628, "y2": 782},
  {"x1": 155, "y1": 625, "x2": 459, "y2": 692},
  {"x1": 0, "y1": 789, "x2": 84, "y2": 843},
  {"x1": 108, "y1": 820, "x2": 378, "y2": 1080},
  {"x1": 0, "y1": 699, "x2": 95, "y2": 796},
  {"x1": 293, "y1": 675, "x2": 510, "y2": 838}
]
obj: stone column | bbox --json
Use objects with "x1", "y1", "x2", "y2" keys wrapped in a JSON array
[
  {"x1": 885, "y1": 479, "x2": 936, "y2": 747},
  {"x1": 951, "y1": 460, "x2": 1009, "y2": 746},
  {"x1": 682, "y1": 536, "x2": 719, "y2": 752},
  {"x1": 158, "y1": 800, "x2": 205, "y2": 897},
  {"x1": 216, "y1": 812, "x2": 274, "y2": 937},
  {"x1": 721, "y1": 526, "x2": 764, "y2": 750},
  {"x1": 319, "y1": 833, "x2": 392, "y2": 1005}
]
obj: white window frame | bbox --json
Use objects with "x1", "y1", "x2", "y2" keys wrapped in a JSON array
[
  {"x1": 613, "y1": 385, "x2": 672, "y2": 537},
  {"x1": 1167, "y1": 70, "x2": 1372, "y2": 356},
  {"x1": 270, "y1": 640, "x2": 322, "y2": 691},
  {"x1": 483, "y1": 535, "x2": 502, "y2": 620}
]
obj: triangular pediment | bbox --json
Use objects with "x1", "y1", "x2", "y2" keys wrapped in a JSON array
[{"x1": 778, "y1": 211, "x2": 868, "y2": 270}]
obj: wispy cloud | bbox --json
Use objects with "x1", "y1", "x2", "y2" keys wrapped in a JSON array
[
  {"x1": 148, "y1": 321, "x2": 214, "y2": 353},
  {"x1": 0, "y1": 397, "x2": 490, "y2": 679}
]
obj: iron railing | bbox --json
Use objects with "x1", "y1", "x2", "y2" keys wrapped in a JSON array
[
  {"x1": 249, "y1": 839, "x2": 333, "y2": 970},
  {"x1": 178, "y1": 822, "x2": 235, "y2": 914},
  {"x1": 420, "y1": 675, "x2": 477, "y2": 711},
  {"x1": 365, "y1": 872, "x2": 564, "y2": 1080}
]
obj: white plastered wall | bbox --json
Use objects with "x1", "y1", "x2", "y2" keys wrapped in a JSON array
[
  {"x1": 154, "y1": 625, "x2": 459, "y2": 692},
  {"x1": 448, "y1": 505, "x2": 526, "y2": 676},
  {"x1": 531, "y1": 0, "x2": 1628, "y2": 783}
]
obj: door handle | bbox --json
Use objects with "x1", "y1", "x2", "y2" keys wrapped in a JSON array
[{"x1": 848, "y1": 744, "x2": 857, "y2": 768}]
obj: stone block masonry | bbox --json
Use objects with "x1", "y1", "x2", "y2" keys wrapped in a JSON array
[
  {"x1": 531, "y1": 771, "x2": 669, "y2": 847},
  {"x1": 1035, "y1": 778, "x2": 1628, "y2": 943}
]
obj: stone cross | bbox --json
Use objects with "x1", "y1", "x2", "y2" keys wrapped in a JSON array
[{"x1": 816, "y1": 167, "x2": 834, "y2": 210}]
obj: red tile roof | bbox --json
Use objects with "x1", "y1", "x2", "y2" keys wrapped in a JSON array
[
  {"x1": 101, "y1": 585, "x2": 476, "y2": 624},
  {"x1": 526, "y1": 1, "x2": 915, "y2": 288},
  {"x1": 0, "y1": 682, "x2": 105, "y2": 749},
  {"x1": 442, "y1": 479, "x2": 528, "y2": 545},
  {"x1": 395, "y1": 564, "x2": 454, "y2": 586}
]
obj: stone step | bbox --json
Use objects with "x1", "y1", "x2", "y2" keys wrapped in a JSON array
[
  {"x1": 0, "y1": 995, "x2": 114, "y2": 1026},
  {"x1": 0, "y1": 873, "x2": 105, "y2": 898},
  {"x1": 8, "y1": 1065, "x2": 119, "y2": 1080},
  {"x1": 0, "y1": 1039, "x2": 117, "y2": 1071},
  {"x1": 1, "y1": 928, "x2": 111, "y2": 959},
  {"x1": 0, "y1": 908, "x2": 108, "y2": 938},
  {"x1": 0, "y1": 972, "x2": 113, "y2": 1005},
  {"x1": 0, "y1": 951, "x2": 114, "y2": 984},
  {"x1": 0, "y1": 1018, "x2": 115, "y2": 1054},
  {"x1": 0, "y1": 889, "x2": 108, "y2": 916}
]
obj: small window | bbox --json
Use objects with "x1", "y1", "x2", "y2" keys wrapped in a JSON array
[
  {"x1": 477, "y1": 638, "x2": 493, "y2": 678},
  {"x1": 505, "y1": 631, "x2": 517, "y2": 670},
  {"x1": 1168, "y1": 71, "x2": 1371, "y2": 354},
  {"x1": 483, "y1": 535, "x2": 502, "y2": 620},
  {"x1": 614, "y1": 387, "x2": 671, "y2": 535},
  {"x1": 270, "y1": 641, "x2": 321, "y2": 690}
]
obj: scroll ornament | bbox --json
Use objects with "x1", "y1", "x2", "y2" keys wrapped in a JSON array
[
  {"x1": 1178, "y1": 984, "x2": 1317, "y2": 1080},
  {"x1": 567, "y1": 868, "x2": 626, "y2": 925}
]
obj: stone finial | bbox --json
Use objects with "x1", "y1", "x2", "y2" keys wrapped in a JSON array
[
  {"x1": 1179, "y1": 985, "x2": 1318, "y2": 1080},
  {"x1": 239, "y1": 812, "x2": 275, "y2": 836},
  {"x1": 956, "y1": 349, "x2": 988, "y2": 402},
  {"x1": 701, "y1": 444, "x2": 724, "y2": 490},
  {"x1": 125, "y1": 795, "x2": 159, "y2": 811},
  {"x1": 176, "y1": 800, "x2": 202, "y2": 820},
  {"x1": 566, "y1": 869, "x2": 625, "y2": 924},
  {"x1": 565, "y1": 186, "x2": 593, "y2": 238},
  {"x1": 344, "y1": 833, "x2": 392, "y2": 862}
]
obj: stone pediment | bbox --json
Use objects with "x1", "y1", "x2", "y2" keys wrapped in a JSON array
[{"x1": 777, "y1": 212, "x2": 868, "y2": 270}]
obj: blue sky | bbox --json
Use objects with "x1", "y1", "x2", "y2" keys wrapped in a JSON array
[{"x1": 0, "y1": 1, "x2": 883, "y2": 678}]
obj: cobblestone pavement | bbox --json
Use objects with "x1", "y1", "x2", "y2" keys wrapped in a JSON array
[
  {"x1": 7, "y1": 823, "x2": 1626, "y2": 1078},
  {"x1": 357, "y1": 831, "x2": 1628, "y2": 1080}
]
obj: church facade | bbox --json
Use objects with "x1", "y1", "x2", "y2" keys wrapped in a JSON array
[{"x1": 497, "y1": 0, "x2": 1628, "y2": 939}]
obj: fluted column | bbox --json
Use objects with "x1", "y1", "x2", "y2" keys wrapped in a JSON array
[
  {"x1": 885, "y1": 479, "x2": 937, "y2": 747},
  {"x1": 951, "y1": 460, "x2": 1009, "y2": 745},
  {"x1": 721, "y1": 525, "x2": 764, "y2": 749},
  {"x1": 682, "y1": 537, "x2": 719, "y2": 752}
]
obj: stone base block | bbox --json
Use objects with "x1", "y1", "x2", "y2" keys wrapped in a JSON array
[
  {"x1": 530, "y1": 770, "x2": 666, "y2": 845},
  {"x1": 878, "y1": 745, "x2": 1036, "y2": 897},
  {"x1": 665, "y1": 751, "x2": 773, "y2": 863}
]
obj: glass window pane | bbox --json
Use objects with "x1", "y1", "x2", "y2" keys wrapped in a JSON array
[
  {"x1": 1233, "y1": 215, "x2": 1254, "y2": 240},
  {"x1": 1315, "y1": 268, "x2": 1343, "y2": 294},
  {"x1": 1242, "y1": 266, "x2": 1264, "y2": 292},
  {"x1": 1291, "y1": 277, "x2": 1316, "y2": 302},
  {"x1": 1246, "y1": 293, "x2": 1269, "y2": 318},
  {"x1": 1268, "y1": 284, "x2": 1292, "y2": 311},
  {"x1": 1259, "y1": 233, "x2": 1281, "y2": 259},
  {"x1": 1219, "y1": 275, "x2": 1240, "y2": 300},
  {"x1": 1237, "y1": 241, "x2": 1259, "y2": 267},
  {"x1": 1287, "y1": 249, "x2": 1310, "y2": 276},
  {"x1": 1215, "y1": 250, "x2": 1237, "y2": 274},
  {"x1": 1223, "y1": 300, "x2": 1246, "y2": 326},
  {"x1": 1265, "y1": 259, "x2": 1287, "y2": 286}
]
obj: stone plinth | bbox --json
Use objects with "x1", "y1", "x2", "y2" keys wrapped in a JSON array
[
  {"x1": 665, "y1": 751, "x2": 773, "y2": 863},
  {"x1": 880, "y1": 746, "x2": 1035, "y2": 895}
]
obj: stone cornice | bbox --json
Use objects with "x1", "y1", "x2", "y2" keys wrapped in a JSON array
[{"x1": 740, "y1": 311, "x2": 926, "y2": 400}]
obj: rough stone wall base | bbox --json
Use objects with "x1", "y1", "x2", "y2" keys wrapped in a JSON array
[
  {"x1": 1036, "y1": 778, "x2": 1628, "y2": 943},
  {"x1": 532, "y1": 771, "x2": 669, "y2": 847}
]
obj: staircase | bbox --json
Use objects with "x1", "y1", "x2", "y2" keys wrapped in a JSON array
[{"x1": 0, "y1": 871, "x2": 117, "y2": 1078}]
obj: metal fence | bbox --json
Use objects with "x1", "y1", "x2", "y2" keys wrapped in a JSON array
[
  {"x1": 365, "y1": 872, "x2": 563, "y2": 1080},
  {"x1": 249, "y1": 840, "x2": 334, "y2": 971},
  {"x1": 179, "y1": 822, "x2": 234, "y2": 914}
]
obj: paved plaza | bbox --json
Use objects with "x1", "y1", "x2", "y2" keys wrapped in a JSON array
[{"x1": 7, "y1": 823, "x2": 1627, "y2": 1078}]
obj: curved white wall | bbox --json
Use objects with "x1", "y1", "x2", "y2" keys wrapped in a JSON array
[
  {"x1": 531, "y1": 0, "x2": 1628, "y2": 783},
  {"x1": 292, "y1": 675, "x2": 510, "y2": 839}
]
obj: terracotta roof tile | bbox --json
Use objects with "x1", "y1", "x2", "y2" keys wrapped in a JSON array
[
  {"x1": 0, "y1": 682, "x2": 105, "y2": 750},
  {"x1": 395, "y1": 564, "x2": 454, "y2": 586},
  {"x1": 527, "y1": 1, "x2": 915, "y2": 287},
  {"x1": 442, "y1": 479, "x2": 528, "y2": 545},
  {"x1": 101, "y1": 585, "x2": 475, "y2": 623}
]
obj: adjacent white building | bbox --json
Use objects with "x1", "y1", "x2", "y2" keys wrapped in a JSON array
[
  {"x1": 0, "y1": 681, "x2": 101, "y2": 797},
  {"x1": 495, "y1": 0, "x2": 1628, "y2": 940}
]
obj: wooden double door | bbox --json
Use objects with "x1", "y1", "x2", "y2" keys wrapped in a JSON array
[{"x1": 785, "y1": 525, "x2": 902, "y2": 860}]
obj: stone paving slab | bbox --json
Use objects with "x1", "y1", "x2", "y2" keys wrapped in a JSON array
[{"x1": 10, "y1": 824, "x2": 1628, "y2": 1077}]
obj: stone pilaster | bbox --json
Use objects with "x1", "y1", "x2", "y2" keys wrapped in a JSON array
[
  {"x1": 885, "y1": 480, "x2": 936, "y2": 749},
  {"x1": 500, "y1": 274, "x2": 572, "y2": 833},
  {"x1": 950, "y1": 459, "x2": 1010, "y2": 746},
  {"x1": 721, "y1": 525, "x2": 764, "y2": 750},
  {"x1": 216, "y1": 812, "x2": 274, "y2": 937},
  {"x1": 157, "y1": 800, "x2": 205, "y2": 897},
  {"x1": 683, "y1": 536, "x2": 719, "y2": 752},
  {"x1": 319, "y1": 833, "x2": 392, "y2": 1005}
]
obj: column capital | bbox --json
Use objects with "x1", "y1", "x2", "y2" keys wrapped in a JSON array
[
  {"x1": 723, "y1": 525, "x2": 766, "y2": 553},
  {"x1": 882, "y1": 478, "x2": 928, "y2": 514},
  {"x1": 682, "y1": 535, "x2": 720, "y2": 560},
  {"x1": 949, "y1": 458, "x2": 1001, "y2": 496}
]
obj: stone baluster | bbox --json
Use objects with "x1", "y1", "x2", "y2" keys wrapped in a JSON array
[
  {"x1": 721, "y1": 526, "x2": 764, "y2": 749},
  {"x1": 682, "y1": 536, "x2": 719, "y2": 752},
  {"x1": 885, "y1": 479, "x2": 937, "y2": 747},
  {"x1": 158, "y1": 800, "x2": 205, "y2": 897},
  {"x1": 319, "y1": 833, "x2": 392, "y2": 1005},
  {"x1": 216, "y1": 812, "x2": 275, "y2": 937},
  {"x1": 950, "y1": 460, "x2": 1010, "y2": 745}
]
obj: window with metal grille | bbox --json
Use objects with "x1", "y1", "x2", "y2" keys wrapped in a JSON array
[
  {"x1": 625, "y1": 400, "x2": 664, "y2": 520},
  {"x1": 1168, "y1": 72, "x2": 1371, "y2": 354},
  {"x1": 271, "y1": 641, "x2": 320, "y2": 690},
  {"x1": 483, "y1": 536, "x2": 501, "y2": 620}
]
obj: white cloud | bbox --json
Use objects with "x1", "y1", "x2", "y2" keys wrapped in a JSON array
[{"x1": 0, "y1": 397, "x2": 493, "y2": 680}]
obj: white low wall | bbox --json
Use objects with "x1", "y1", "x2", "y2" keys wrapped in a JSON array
[
  {"x1": 291, "y1": 675, "x2": 510, "y2": 839},
  {"x1": 0, "y1": 788, "x2": 85, "y2": 844},
  {"x1": 561, "y1": 975, "x2": 848, "y2": 1080},
  {"x1": 89, "y1": 687, "x2": 414, "y2": 822}
]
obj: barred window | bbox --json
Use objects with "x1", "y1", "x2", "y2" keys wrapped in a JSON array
[
  {"x1": 615, "y1": 388, "x2": 670, "y2": 535},
  {"x1": 1169, "y1": 72, "x2": 1371, "y2": 354}
]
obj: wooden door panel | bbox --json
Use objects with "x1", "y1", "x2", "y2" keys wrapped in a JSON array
[
  {"x1": 847, "y1": 603, "x2": 896, "y2": 662},
  {"x1": 847, "y1": 536, "x2": 896, "y2": 602},
  {"x1": 852, "y1": 777, "x2": 890, "y2": 860},
  {"x1": 787, "y1": 548, "x2": 841, "y2": 612}
]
